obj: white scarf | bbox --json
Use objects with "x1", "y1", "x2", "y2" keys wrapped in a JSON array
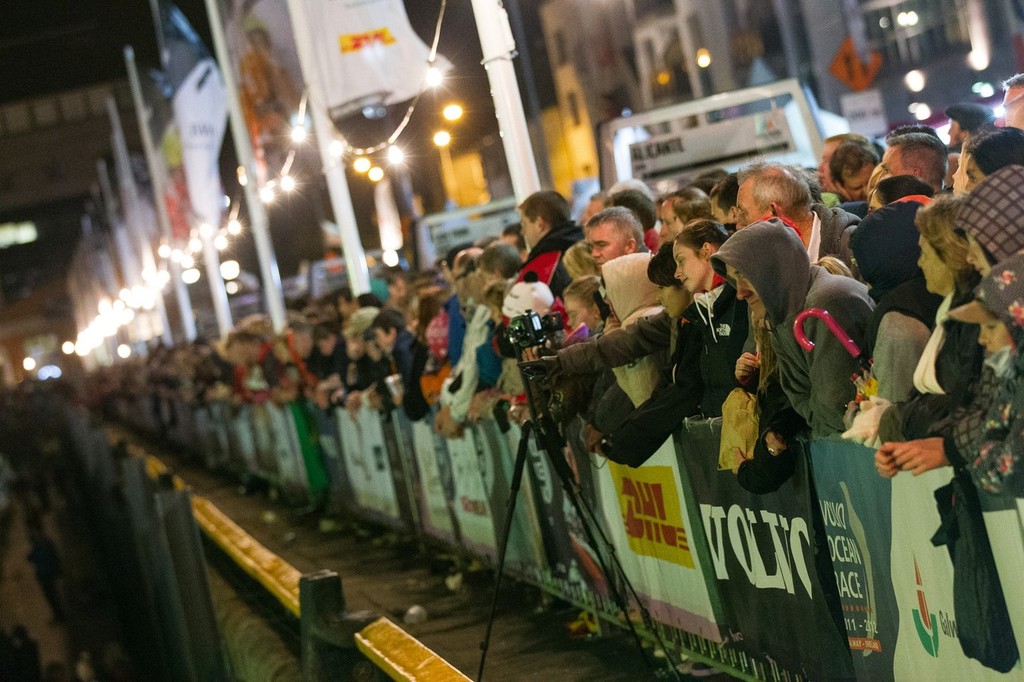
[{"x1": 912, "y1": 293, "x2": 953, "y2": 395}]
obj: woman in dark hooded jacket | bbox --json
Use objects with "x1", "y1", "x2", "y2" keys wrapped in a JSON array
[
  {"x1": 849, "y1": 198, "x2": 943, "y2": 402},
  {"x1": 599, "y1": 220, "x2": 747, "y2": 466}
]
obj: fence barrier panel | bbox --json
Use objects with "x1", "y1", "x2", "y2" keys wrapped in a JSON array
[{"x1": 113, "y1": 389, "x2": 1024, "y2": 681}]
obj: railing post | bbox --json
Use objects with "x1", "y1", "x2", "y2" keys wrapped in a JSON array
[
  {"x1": 300, "y1": 570, "x2": 377, "y2": 681},
  {"x1": 155, "y1": 489, "x2": 231, "y2": 681}
]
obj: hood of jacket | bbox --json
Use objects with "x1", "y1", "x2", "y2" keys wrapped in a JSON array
[
  {"x1": 602, "y1": 253, "x2": 662, "y2": 327},
  {"x1": 813, "y1": 203, "x2": 860, "y2": 259},
  {"x1": 711, "y1": 218, "x2": 810, "y2": 326},
  {"x1": 526, "y1": 220, "x2": 584, "y2": 260},
  {"x1": 850, "y1": 200, "x2": 925, "y2": 301},
  {"x1": 976, "y1": 251, "x2": 1024, "y2": 352}
]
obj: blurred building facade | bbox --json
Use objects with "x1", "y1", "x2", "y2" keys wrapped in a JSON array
[{"x1": 539, "y1": 0, "x2": 1023, "y2": 179}]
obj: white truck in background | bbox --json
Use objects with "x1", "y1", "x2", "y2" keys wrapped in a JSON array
[{"x1": 597, "y1": 79, "x2": 849, "y2": 195}]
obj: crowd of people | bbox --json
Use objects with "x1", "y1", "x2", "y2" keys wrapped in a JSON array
[{"x1": 91, "y1": 75, "x2": 1024, "y2": 506}]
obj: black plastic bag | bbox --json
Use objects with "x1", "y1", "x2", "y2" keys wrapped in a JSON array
[{"x1": 931, "y1": 473, "x2": 1020, "y2": 672}]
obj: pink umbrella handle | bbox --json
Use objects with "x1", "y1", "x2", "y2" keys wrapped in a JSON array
[{"x1": 793, "y1": 308, "x2": 863, "y2": 359}]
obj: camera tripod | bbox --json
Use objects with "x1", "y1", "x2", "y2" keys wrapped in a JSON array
[{"x1": 475, "y1": 350, "x2": 683, "y2": 682}]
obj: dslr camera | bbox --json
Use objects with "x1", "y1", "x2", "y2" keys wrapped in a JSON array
[{"x1": 506, "y1": 310, "x2": 563, "y2": 349}]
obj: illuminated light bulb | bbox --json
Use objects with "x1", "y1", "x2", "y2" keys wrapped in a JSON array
[
  {"x1": 696, "y1": 48, "x2": 712, "y2": 69},
  {"x1": 181, "y1": 255, "x2": 195, "y2": 269},
  {"x1": 227, "y1": 219, "x2": 242, "y2": 235},
  {"x1": 382, "y1": 250, "x2": 399, "y2": 266},
  {"x1": 387, "y1": 146, "x2": 404, "y2": 164},
  {"x1": 909, "y1": 102, "x2": 932, "y2": 121},
  {"x1": 158, "y1": 243, "x2": 171, "y2": 259},
  {"x1": 425, "y1": 66, "x2": 443, "y2": 87},
  {"x1": 62, "y1": 341, "x2": 75, "y2": 355},
  {"x1": 23, "y1": 357, "x2": 36, "y2": 371},
  {"x1": 290, "y1": 124, "x2": 308, "y2": 143},
  {"x1": 443, "y1": 103, "x2": 463, "y2": 121},
  {"x1": 260, "y1": 185, "x2": 275, "y2": 204},
  {"x1": 280, "y1": 174, "x2": 296, "y2": 192},
  {"x1": 353, "y1": 157, "x2": 371, "y2": 173},
  {"x1": 904, "y1": 70, "x2": 925, "y2": 93},
  {"x1": 220, "y1": 260, "x2": 240, "y2": 280},
  {"x1": 99, "y1": 299, "x2": 113, "y2": 315},
  {"x1": 368, "y1": 166, "x2": 384, "y2": 182},
  {"x1": 433, "y1": 130, "x2": 451, "y2": 147},
  {"x1": 237, "y1": 166, "x2": 248, "y2": 186},
  {"x1": 214, "y1": 234, "x2": 229, "y2": 251},
  {"x1": 225, "y1": 281, "x2": 240, "y2": 295},
  {"x1": 329, "y1": 139, "x2": 345, "y2": 158},
  {"x1": 199, "y1": 222, "x2": 215, "y2": 239},
  {"x1": 182, "y1": 268, "x2": 201, "y2": 284},
  {"x1": 117, "y1": 344, "x2": 131, "y2": 359},
  {"x1": 189, "y1": 238, "x2": 203, "y2": 253}
]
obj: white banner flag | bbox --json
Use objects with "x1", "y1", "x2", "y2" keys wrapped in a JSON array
[
  {"x1": 303, "y1": 0, "x2": 446, "y2": 119},
  {"x1": 173, "y1": 59, "x2": 229, "y2": 228}
]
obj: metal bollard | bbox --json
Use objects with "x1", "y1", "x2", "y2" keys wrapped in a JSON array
[{"x1": 300, "y1": 570, "x2": 379, "y2": 681}]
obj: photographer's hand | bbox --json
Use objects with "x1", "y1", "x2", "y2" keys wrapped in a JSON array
[{"x1": 519, "y1": 355, "x2": 561, "y2": 378}]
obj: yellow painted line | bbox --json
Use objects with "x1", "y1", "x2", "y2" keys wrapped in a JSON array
[
  {"x1": 355, "y1": 617, "x2": 471, "y2": 682},
  {"x1": 140, "y1": 450, "x2": 301, "y2": 617}
]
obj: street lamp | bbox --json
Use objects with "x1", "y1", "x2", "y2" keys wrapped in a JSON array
[
  {"x1": 434, "y1": 130, "x2": 456, "y2": 203},
  {"x1": 443, "y1": 103, "x2": 464, "y2": 122}
]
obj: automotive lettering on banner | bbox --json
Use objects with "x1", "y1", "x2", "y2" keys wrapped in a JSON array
[
  {"x1": 888, "y1": 468, "x2": 1017, "y2": 681},
  {"x1": 628, "y1": 109, "x2": 795, "y2": 182},
  {"x1": 678, "y1": 423, "x2": 854, "y2": 680},
  {"x1": 336, "y1": 403, "x2": 401, "y2": 525},
  {"x1": 597, "y1": 440, "x2": 719, "y2": 638}
]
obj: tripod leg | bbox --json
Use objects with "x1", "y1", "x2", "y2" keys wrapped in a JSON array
[{"x1": 476, "y1": 420, "x2": 532, "y2": 682}]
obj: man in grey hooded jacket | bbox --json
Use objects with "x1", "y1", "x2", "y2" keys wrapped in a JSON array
[{"x1": 711, "y1": 219, "x2": 874, "y2": 436}]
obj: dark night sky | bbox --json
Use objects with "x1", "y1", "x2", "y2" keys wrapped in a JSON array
[{"x1": 0, "y1": 0, "x2": 555, "y2": 295}]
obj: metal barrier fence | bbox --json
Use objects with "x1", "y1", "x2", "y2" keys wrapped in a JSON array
[{"x1": 112, "y1": 392, "x2": 1024, "y2": 681}]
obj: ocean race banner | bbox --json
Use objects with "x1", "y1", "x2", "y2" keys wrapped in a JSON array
[
  {"x1": 213, "y1": 0, "x2": 304, "y2": 183},
  {"x1": 678, "y1": 422, "x2": 854, "y2": 680},
  {"x1": 158, "y1": 1, "x2": 229, "y2": 230},
  {"x1": 596, "y1": 438, "x2": 720, "y2": 639},
  {"x1": 810, "y1": 439, "x2": 1024, "y2": 682},
  {"x1": 809, "y1": 439, "x2": 898, "y2": 681},
  {"x1": 336, "y1": 403, "x2": 402, "y2": 526},
  {"x1": 301, "y1": 0, "x2": 447, "y2": 120}
]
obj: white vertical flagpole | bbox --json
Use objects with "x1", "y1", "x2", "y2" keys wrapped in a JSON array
[
  {"x1": 200, "y1": 0, "x2": 288, "y2": 332},
  {"x1": 124, "y1": 45, "x2": 197, "y2": 343},
  {"x1": 283, "y1": 0, "x2": 371, "y2": 295},
  {"x1": 107, "y1": 95, "x2": 174, "y2": 347},
  {"x1": 469, "y1": 0, "x2": 541, "y2": 202}
]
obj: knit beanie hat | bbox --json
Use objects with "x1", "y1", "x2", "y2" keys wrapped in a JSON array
[{"x1": 502, "y1": 271, "x2": 554, "y2": 318}]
